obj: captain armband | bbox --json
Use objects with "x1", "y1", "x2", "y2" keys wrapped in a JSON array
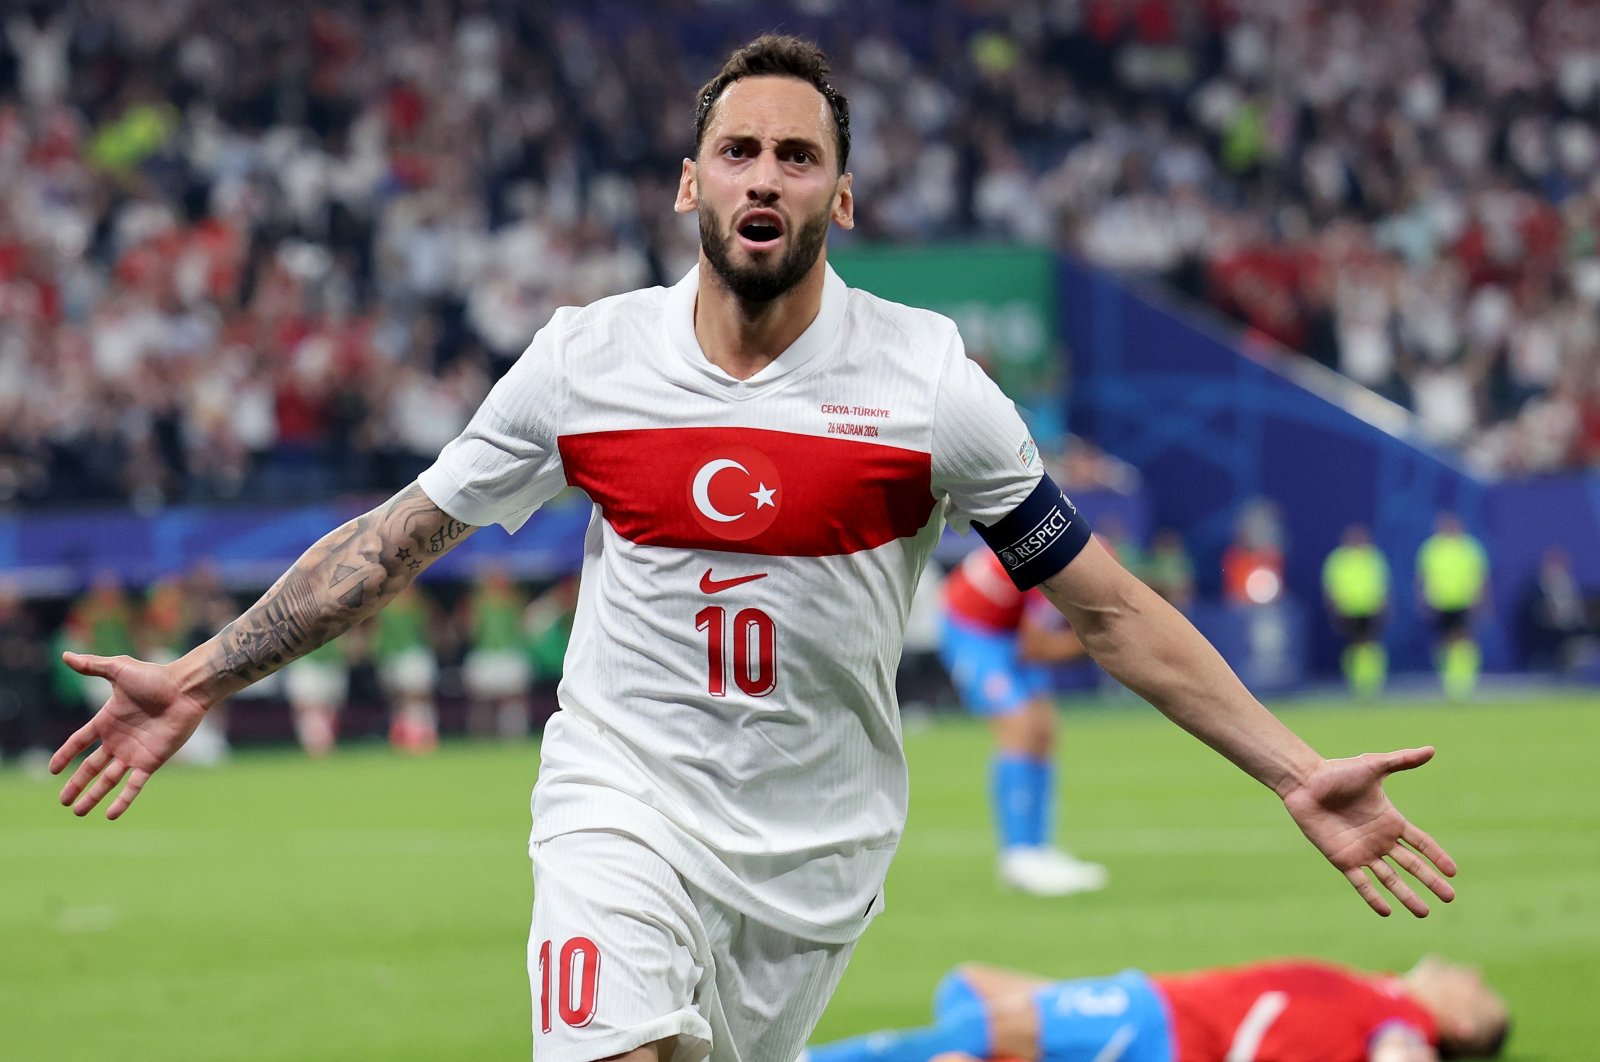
[{"x1": 972, "y1": 473, "x2": 1092, "y2": 590}]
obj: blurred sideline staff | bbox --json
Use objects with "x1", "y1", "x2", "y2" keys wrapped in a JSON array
[{"x1": 1322, "y1": 524, "x2": 1391, "y2": 698}]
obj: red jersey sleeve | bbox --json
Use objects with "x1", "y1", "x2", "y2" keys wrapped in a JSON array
[
  {"x1": 942, "y1": 549, "x2": 1028, "y2": 632},
  {"x1": 1153, "y1": 961, "x2": 1437, "y2": 1062}
]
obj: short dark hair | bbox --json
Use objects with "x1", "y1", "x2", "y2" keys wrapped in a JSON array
[
  {"x1": 693, "y1": 34, "x2": 851, "y2": 173},
  {"x1": 1441, "y1": 1017, "x2": 1511, "y2": 1060}
]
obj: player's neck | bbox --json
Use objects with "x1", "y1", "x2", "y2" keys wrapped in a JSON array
[{"x1": 692, "y1": 257, "x2": 827, "y2": 381}]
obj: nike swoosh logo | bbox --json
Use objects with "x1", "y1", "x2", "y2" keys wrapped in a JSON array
[{"x1": 700, "y1": 569, "x2": 768, "y2": 594}]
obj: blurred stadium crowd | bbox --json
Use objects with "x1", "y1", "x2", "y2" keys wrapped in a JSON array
[{"x1": 1, "y1": 0, "x2": 1600, "y2": 513}]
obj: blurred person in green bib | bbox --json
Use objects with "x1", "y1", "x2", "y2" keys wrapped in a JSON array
[
  {"x1": 61, "y1": 572, "x2": 137, "y2": 716},
  {"x1": 1323, "y1": 525, "x2": 1390, "y2": 698},
  {"x1": 284, "y1": 638, "x2": 356, "y2": 757},
  {"x1": 525, "y1": 574, "x2": 579, "y2": 693},
  {"x1": 1416, "y1": 514, "x2": 1489, "y2": 700},
  {"x1": 375, "y1": 584, "x2": 441, "y2": 753},
  {"x1": 1143, "y1": 528, "x2": 1196, "y2": 613},
  {"x1": 461, "y1": 566, "x2": 533, "y2": 739}
]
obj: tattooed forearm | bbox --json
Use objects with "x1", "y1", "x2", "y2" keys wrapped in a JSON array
[
  {"x1": 191, "y1": 482, "x2": 478, "y2": 697},
  {"x1": 218, "y1": 571, "x2": 319, "y2": 679},
  {"x1": 428, "y1": 519, "x2": 470, "y2": 554}
]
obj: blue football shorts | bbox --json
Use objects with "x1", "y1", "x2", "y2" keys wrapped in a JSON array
[
  {"x1": 937, "y1": 614, "x2": 1051, "y2": 717},
  {"x1": 1034, "y1": 970, "x2": 1174, "y2": 1062}
]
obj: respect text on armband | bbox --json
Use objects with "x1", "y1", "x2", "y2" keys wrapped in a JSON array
[{"x1": 997, "y1": 498, "x2": 1073, "y2": 572}]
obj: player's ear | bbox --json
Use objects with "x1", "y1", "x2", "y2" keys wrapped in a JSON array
[
  {"x1": 675, "y1": 159, "x2": 698, "y2": 215},
  {"x1": 832, "y1": 171, "x2": 854, "y2": 230}
]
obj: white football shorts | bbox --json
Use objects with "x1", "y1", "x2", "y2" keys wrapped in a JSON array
[
  {"x1": 529, "y1": 830, "x2": 856, "y2": 1062},
  {"x1": 378, "y1": 647, "x2": 437, "y2": 696},
  {"x1": 464, "y1": 648, "x2": 532, "y2": 700},
  {"x1": 284, "y1": 658, "x2": 348, "y2": 708}
]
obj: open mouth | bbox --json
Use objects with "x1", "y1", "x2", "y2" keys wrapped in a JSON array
[{"x1": 737, "y1": 212, "x2": 784, "y2": 247}]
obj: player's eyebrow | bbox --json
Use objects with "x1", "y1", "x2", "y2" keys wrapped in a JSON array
[{"x1": 717, "y1": 131, "x2": 828, "y2": 158}]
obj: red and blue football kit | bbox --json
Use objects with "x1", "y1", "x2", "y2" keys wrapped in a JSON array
[{"x1": 814, "y1": 960, "x2": 1438, "y2": 1062}]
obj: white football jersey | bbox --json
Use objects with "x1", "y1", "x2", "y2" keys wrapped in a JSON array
[{"x1": 419, "y1": 264, "x2": 1047, "y2": 943}]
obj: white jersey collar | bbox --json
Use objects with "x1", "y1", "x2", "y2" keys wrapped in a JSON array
[{"x1": 665, "y1": 262, "x2": 846, "y2": 388}]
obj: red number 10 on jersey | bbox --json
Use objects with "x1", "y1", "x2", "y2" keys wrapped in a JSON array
[{"x1": 695, "y1": 606, "x2": 777, "y2": 698}]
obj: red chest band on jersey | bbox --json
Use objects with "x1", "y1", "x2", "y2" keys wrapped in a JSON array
[
  {"x1": 973, "y1": 472, "x2": 1091, "y2": 589},
  {"x1": 558, "y1": 426, "x2": 937, "y2": 557}
]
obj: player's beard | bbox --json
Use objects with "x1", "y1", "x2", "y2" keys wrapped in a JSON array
[{"x1": 700, "y1": 201, "x2": 832, "y2": 305}]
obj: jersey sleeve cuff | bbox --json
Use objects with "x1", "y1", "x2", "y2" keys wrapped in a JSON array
[{"x1": 416, "y1": 463, "x2": 536, "y2": 534}]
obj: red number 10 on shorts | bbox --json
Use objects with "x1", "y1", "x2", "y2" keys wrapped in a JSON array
[{"x1": 538, "y1": 936, "x2": 601, "y2": 1032}]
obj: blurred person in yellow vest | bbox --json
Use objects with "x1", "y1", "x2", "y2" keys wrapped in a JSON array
[
  {"x1": 1416, "y1": 513, "x2": 1489, "y2": 700},
  {"x1": 1322, "y1": 524, "x2": 1390, "y2": 698}
]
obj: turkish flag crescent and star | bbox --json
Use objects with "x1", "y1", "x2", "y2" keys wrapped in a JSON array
[{"x1": 558, "y1": 426, "x2": 936, "y2": 557}]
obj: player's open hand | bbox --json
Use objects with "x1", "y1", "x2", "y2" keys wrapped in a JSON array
[
  {"x1": 1280, "y1": 747, "x2": 1457, "y2": 917},
  {"x1": 49, "y1": 652, "x2": 210, "y2": 819}
]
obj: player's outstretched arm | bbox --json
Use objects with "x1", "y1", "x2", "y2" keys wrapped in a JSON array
[
  {"x1": 50, "y1": 483, "x2": 476, "y2": 819},
  {"x1": 1039, "y1": 537, "x2": 1456, "y2": 917}
]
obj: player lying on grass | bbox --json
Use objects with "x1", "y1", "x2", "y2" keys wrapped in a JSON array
[{"x1": 808, "y1": 955, "x2": 1508, "y2": 1062}]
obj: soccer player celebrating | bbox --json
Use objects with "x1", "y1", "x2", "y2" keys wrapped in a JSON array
[
  {"x1": 51, "y1": 35, "x2": 1458, "y2": 1062},
  {"x1": 939, "y1": 545, "x2": 1106, "y2": 895},
  {"x1": 808, "y1": 955, "x2": 1509, "y2": 1062}
]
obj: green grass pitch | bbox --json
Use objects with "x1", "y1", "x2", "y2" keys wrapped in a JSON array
[{"x1": 2, "y1": 693, "x2": 1595, "y2": 1060}]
